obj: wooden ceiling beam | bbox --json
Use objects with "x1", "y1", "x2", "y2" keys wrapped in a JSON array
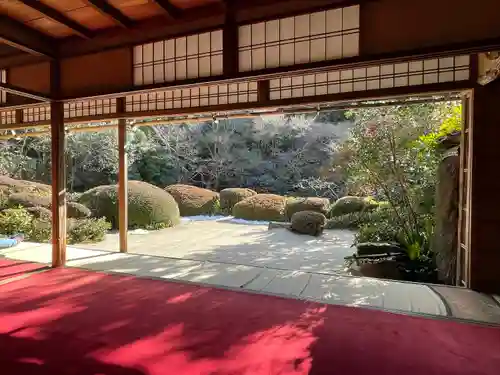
[
  {"x1": 152, "y1": 0, "x2": 182, "y2": 19},
  {"x1": 0, "y1": 82, "x2": 52, "y2": 102},
  {"x1": 17, "y1": 0, "x2": 94, "y2": 39},
  {"x1": 85, "y1": 0, "x2": 134, "y2": 29},
  {"x1": 0, "y1": 16, "x2": 56, "y2": 58}
]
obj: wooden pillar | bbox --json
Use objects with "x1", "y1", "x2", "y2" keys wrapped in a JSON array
[
  {"x1": 117, "y1": 98, "x2": 128, "y2": 252},
  {"x1": 222, "y1": 0, "x2": 238, "y2": 77},
  {"x1": 469, "y1": 80, "x2": 500, "y2": 293},
  {"x1": 50, "y1": 60, "x2": 66, "y2": 267}
]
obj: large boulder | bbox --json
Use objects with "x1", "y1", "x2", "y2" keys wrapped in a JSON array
[
  {"x1": 0, "y1": 176, "x2": 51, "y2": 195},
  {"x1": 328, "y1": 196, "x2": 377, "y2": 217},
  {"x1": 290, "y1": 211, "x2": 327, "y2": 236},
  {"x1": 220, "y1": 188, "x2": 257, "y2": 212},
  {"x1": 233, "y1": 194, "x2": 286, "y2": 222},
  {"x1": 164, "y1": 184, "x2": 219, "y2": 216},
  {"x1": 78, "y1": 181, "x2": 180, "y2": 229},
  {"x1": 7, "y1": 192, "x2": 51, "y2": 209},
  {"x1": 285, "y1": 197, "x2": 330, "y2": 220}
]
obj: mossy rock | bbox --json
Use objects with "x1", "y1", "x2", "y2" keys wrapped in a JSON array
[
  {"x1": 290, "y1": 211, "x2": 327, "y2": 236},
  {"x1": 328, "y1": 196, "x2": 378, "y2": 217},
  {"x1": 78, "y1": 181, "x2": 180, "y2": 229},
  {"x1": 285, "y1": 197, "x2": 330, "y2": 220},
  {"x1": 232, "y1": 194, "x2": 286, "y2": 222},
  {"x1": 67, "y1": 202, "x2": 91, "y2": 219},
  {"x1": 26, "y1": 206, "x2": 52, "y2": 220},
  {"x1": 164, "y1": 184, "x2": 219, "y2": 216},
  {"x1": 220, "y1": 188, "x2": 257, "y2": 212},
  {"x1": 7, "y1": 192, "x2": 51, "y2": 209}
]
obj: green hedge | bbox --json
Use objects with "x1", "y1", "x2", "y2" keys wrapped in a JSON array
[
  {"x1": 285, "y1": 197, "x2": 330, "y2": 220},
  {"x1": 165, "y1": 184, "x2": 219, "y2": 216},
  {"x1": 78, "y1": 180, "x2": 180, "y2": 229},
  {"x1": 233, "y1": 194, "x2": 286, "y2": 222},
  {"x1": 220, "y1": 188, "x2": 257, "y2": 213}
]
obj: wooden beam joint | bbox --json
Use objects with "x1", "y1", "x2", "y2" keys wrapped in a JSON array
[{"x1": 86, "y1": 0, "x2": 134, "y2": 28}]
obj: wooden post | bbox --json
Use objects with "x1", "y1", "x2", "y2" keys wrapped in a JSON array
[
  {"x1": 222, "y1": 0, "x2": 238, "y2": 77},
  {"x1": 50, "y1": 59, "x2": 66, "y2": 267},
  {"x1": 117, "y1": 98, "x2": 128, "y2": 252}
]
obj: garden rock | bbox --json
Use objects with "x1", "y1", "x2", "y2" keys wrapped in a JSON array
[
  {"x1": 67, "y1": 202, "x2": 91, "y2": 219},
  {"x1": 232, "y1": 194, "x2": 286, "y2": 222},
  {"x1": 165, "y1": 184, "x2": 219, "y2": 217},
  {"x1": 290, "y1": 210, "x2": 327, "y2": 236},
  {"x1": 268, "y1": 221, "x2": 292, "y2": 230},
  {"x1": 26, "y1": 206, "x2": 52, "y2": 220},
  {"x1": 285, "y1": 197, "x2": 330, "y2": 220},
  {"x1": 356, "y1": 242, "x2": 405, "y2": 256},
  {"x1": 78, "y1": 181, "x2": 180, "y2": 229},
  {"x1": 220, "y1": 188, "x2": 257, "y2": 212}
]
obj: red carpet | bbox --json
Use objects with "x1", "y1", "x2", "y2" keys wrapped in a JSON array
[
  {"x1": 0, "y1": 258, "x2": 46, "y2": 281},
  {"x1": 0, "y1": 268, "x2": 499, "y2": 375}
]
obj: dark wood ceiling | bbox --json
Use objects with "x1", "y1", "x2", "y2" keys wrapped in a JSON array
[{"x1": 0, "y1": 0, "x2": 347, "y2": 63}]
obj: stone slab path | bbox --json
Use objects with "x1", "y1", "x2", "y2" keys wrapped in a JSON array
[{"x1": 2, "y1": 220, "x2": 500, "y2": 324}]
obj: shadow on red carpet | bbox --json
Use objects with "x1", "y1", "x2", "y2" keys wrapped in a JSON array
[{"x1": 0, "y1": 267, "x2": 498, "y2": 375}]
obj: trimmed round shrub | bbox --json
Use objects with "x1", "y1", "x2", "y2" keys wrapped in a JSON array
[
  {"x1": 7, "y1": 192, "x2": 51, "y2": 209},
  {"x1": 67, "y1": 218, "x2": 111, "y2": 244},
  {"x1": 328, "y1": 196, "x2": 378, "y2": 217},
  {"x1": 78, "y1": 180, "x2": 180, "y2": 229},
  {"x1": 27, "y1": 206, "x2": 52, "y2": 220},
  {"x1": 67, "y1": 202, "x2": 91, "y2": 219},
  {"x1": 165, "y1": 184, "x2": 219, "y2": 216},
  {"x1": 285, "y1": 197, "x2": 330, "y2": 220},
  {"x1": 232, "y1": 194, "x2": 286, "y2": 222},
  {"x1": 290, "y1": 211, "x2": 327, "y2": 236},
  {"x1": 220, "y1": 188, "x2": 257, "y2": 212}
]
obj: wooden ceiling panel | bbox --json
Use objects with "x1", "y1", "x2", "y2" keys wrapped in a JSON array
[
  {"x1": 64, "y1": 6, "x2": 116, "y2": 30},
  {"x1": 38, "y1": 0, "x2": 88, "y2": 12},
  {"x1": 169, "y1": 0, "x2": 220, "y2": 10},
  {"x1": 0, "y1": 0, "x2": 46, "y2": 23},
  {"x1": 108, "y1": 0, "x2": 164, "y2": 20},
  {"x1": 26, "y1": 17, "x2": 76, "y2": 38}
]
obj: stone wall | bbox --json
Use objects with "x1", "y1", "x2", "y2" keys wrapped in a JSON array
[{"x1": 432, "y1": 145, "x2": 459, "y2": 284}]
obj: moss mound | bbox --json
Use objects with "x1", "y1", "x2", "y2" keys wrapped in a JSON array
[
  {"x1": 290, "y1": 211, "x2": 327, "y2": 236},
  {"x1": 328, "y1": 196, "x2": 378, "y2": 217},
  {"x1": 67, "y1": 202, "x2": 91, "y2": 219},
  {"x1": 233, "y1": 194, "x2": 286, "y2": 222},
  {"x1": 164, "y1": 184, "x2": 219, "y2": 216},
  {"x1": 285, "y1": 197, "x2": 330, "y2": 220},
  {"x1": 7, "y1": 192, "x2": 51, "y2": 209},
  {"x1": 78, "y1": 181, "x2": 180, "y2": 229},
  {"x1": 220, "y1": 188, "x2": 257, "y2": 212}
]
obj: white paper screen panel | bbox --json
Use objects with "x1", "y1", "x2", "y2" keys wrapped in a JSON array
[
  {"x1": 133, "y1": 30, "x2": 223, "y2": 86},
  {"x1": 125, "y1": 81, "x2": 258, "y2": 112},
  {"x1": 238, "y1": 5, "x2": 360, "y2": 72},
  {"x1": 269, "y1": 55, "x2": 471, "y2": 100},
  {"x1": 64, "y1": 99, "x2": 117, "y2": 119},
  {"x1": 22, "y1": 106, "x2": 51, "y2": 123},
  {"x1": 0, "y1": 110, "x2": 15, "y2": 125},
  {"x1": 0, "y1": 70, "x2": 6, "y2": 104}
]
